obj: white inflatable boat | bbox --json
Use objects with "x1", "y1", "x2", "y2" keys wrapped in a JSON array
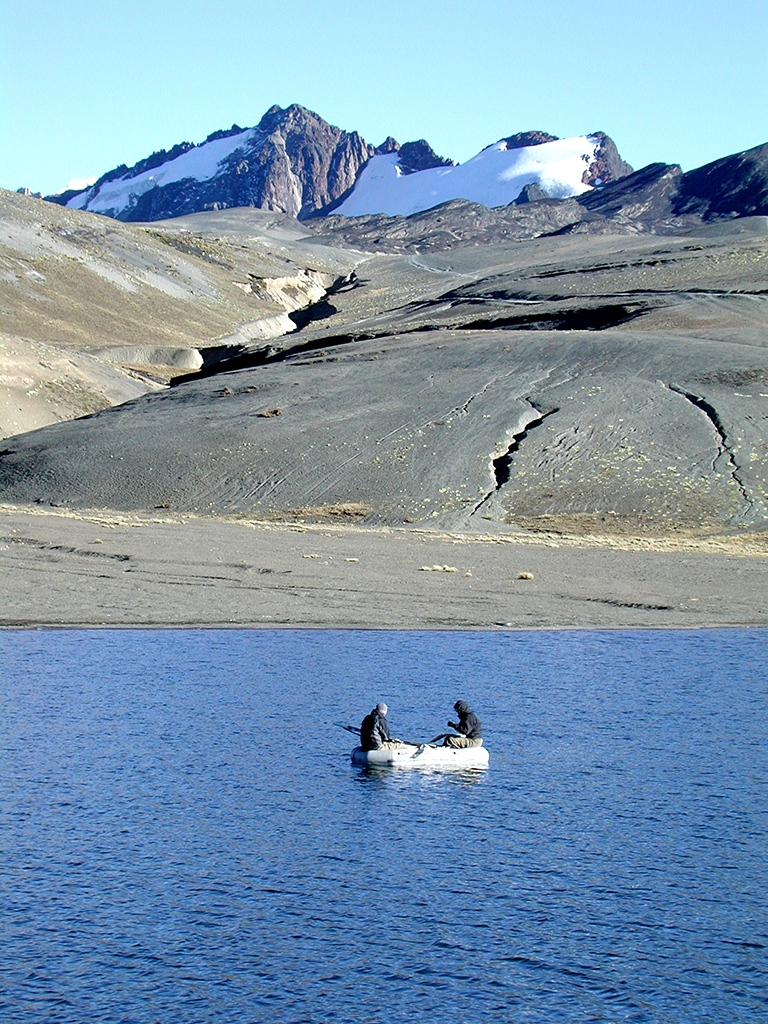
[{"x1": 351, "y1": 743, "x2": 489, "y2": 770}]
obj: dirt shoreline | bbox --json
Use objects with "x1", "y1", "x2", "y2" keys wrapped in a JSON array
[{"x1": 1, "y1": 504, "x2": 765, "y2": 630}]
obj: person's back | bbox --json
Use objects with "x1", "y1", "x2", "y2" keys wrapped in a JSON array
[
  {"x1": 460, "y1": 708, "x2": 482, "y2": 740},
  {"x1": 359, "y1": 710, "x2": 377, "y2": 750},
  {"x1": 360, "y1": 702, "x2": 392, "y2": 750}
]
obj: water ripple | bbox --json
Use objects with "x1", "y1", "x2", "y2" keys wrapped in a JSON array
[{"x1": 1, "y1": 627, "x2": 766, "y2": 1023}]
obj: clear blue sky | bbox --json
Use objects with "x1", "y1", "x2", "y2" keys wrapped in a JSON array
[{"x1": 2, "y1": 0, "x2": 766, "y2": 197}]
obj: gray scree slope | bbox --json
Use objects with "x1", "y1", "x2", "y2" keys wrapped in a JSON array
[{"x1": 1, "y1": 212, "x2": 766, "y2": 536}]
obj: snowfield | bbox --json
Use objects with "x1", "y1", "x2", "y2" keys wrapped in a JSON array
[
  {"x1": 333, "y1": 136, "x2": 602, "y2": 217},
  {"x1": 66, "y1": 129, "x2": 257, "y2": 215}
]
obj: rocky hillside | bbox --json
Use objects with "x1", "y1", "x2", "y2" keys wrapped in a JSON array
[
  {"x1": 0, "y1": 188, "x2": 360, "y2": 437},
  {"x1": 672, "y1": 140, "x2": 768, "y2": 220},
  {"x1": 1, "y1": 205, "x2": 766, "y2": 535}
]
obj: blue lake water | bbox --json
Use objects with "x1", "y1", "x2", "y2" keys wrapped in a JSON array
[{"x1": 1, "y1": 628, "x2": 767, "y2": 1024}]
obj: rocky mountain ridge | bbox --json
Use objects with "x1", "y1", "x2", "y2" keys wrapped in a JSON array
[
  {"x1": 47, "y1": 104, "x2": 631, "y2": 223},
  {"x1": 33, "y1": 105, "x2": 768, "y2": 231}
]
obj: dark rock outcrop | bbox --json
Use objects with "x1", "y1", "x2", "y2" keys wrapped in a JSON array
[
  {"x1": 578, "y1": 162, "x2": 682, "y2": 219},
  {"x1": 372, "y1": 136, "x2": 453, "y2": 173},
  {"x1": 513, "y1": 182, "x2": 551, "y2": 204},
  {"x1": 673, "y1": 141, "x2": 768, "y2": 220},
  {"x1": 581, "y1": 132, "x2": 634, "y2": 186},
  {"x1": 500, "y1": 131, "x2": 559, "y2": 149},
  {"x1": 396, "y1": 140, "x2": 454, "y2": 175}
]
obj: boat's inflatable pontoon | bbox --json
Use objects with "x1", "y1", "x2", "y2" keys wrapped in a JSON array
[{"x1": 351, "y1": 743, "x2": 489, "y2": 769}]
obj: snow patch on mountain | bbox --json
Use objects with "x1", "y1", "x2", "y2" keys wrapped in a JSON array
[
  {"x1": 65, "y1": 176, "x2": 98, "y2": 192},
  {"x1": 333, "y1": 136, "x2": 604, "y2": 217},
  {"x1": 66, "y1": 129, "x2": 256, "y2": 216}
]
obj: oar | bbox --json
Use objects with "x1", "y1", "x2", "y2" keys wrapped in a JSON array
[
  {"x1": 336, "y1": 722, "x2": 429, "y2": 750},
  {"x1": 334, "y1": 722, "x2": 360, "y2": 736},
  {"x1": 410, "y1": 732, "x2": 451, "y2": 758},
  {"x1": 335, "y1": 721, "x2": 443, "y2": 750}
]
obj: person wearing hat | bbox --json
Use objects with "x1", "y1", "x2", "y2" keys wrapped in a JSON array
[
  {"x1": 444, "y1": 700, "x2": 483, "y2": 748},
  {"x1": 359, "y1": 702, "x2": 402, "y2": 751}
]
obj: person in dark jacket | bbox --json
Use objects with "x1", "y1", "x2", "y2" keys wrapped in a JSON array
[
  {"x1": 444, "y1": 700, "x2": 483, "y2": 747},
  {"x1": 360, "y1": 702, "x2": 400, "y2": 750}
]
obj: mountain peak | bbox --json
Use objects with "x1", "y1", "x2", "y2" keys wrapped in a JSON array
[
  {"x1": 258, "y1": 103, "x2": 322, "y2": 131},
  {"x1": 48, "y1": 106, "x2": 635, "y2": 224},
  {"x1": 55, "y1": 104, "x2": 376, "y2": 221}
]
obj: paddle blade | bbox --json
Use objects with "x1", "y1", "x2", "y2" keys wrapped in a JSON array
[{"x1": 334, "y1": 722, "x2": 361, "y2": 736}]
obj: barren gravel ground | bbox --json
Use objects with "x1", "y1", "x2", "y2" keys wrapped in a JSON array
[{"x1": 1, "y1": 505, "x2": 764, "y2": 630}]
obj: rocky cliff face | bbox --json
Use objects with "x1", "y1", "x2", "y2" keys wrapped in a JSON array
[
  {"x1": 581, "y1": 132, "x2": 634, "y2": 186},
  {"x1": 252, "y1": 104, "x2": 374, "y2": 215}
]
